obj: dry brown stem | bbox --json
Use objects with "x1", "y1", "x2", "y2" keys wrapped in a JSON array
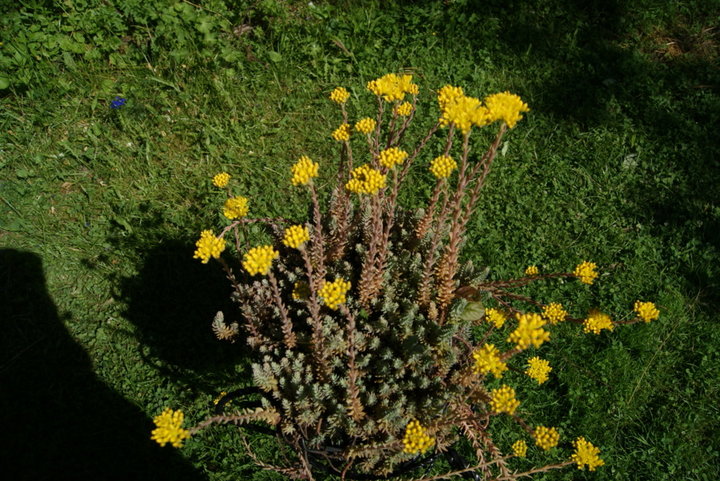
[{"x1": 489, "y1": 461, "x2": 573, "y2": 481}]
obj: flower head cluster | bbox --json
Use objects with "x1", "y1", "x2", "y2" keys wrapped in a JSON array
[
  {"x1": 367, "y1": 73, "x2": 418, "y2": 102},
  {"x1": 332, "y1": 123, "x2": 351, "y2": 142},
  {"x1": 534, "y1": 426, "x2": 560, "y2": 451},
  {"x1": 526, "y1": 357, "x2": 552, "y2": 384},
  {"x1": 472, "y1": 344, "x2": 507, "y2": 378},
  {"x1": 439, "y1": 94, "x2": 491, "y2": 134},
  {"x1": 574, "y1": 261, "x2": 599, "y2": 285},
  {"x1": 329, "y1": 87, "x2": 350, "y2": 104},
  {"x1": 489, "y1": 385, "x2": 520, "y2": 415},
  {"x1": 151, "y1": 408, "x2": 191, "y2": 448},
  {"x1": 512, "y1": 440, "x2": 527, "y2": 457},
  {"x1": 212, "y1": 172, "x2": 230, "y2": 188},
  {"x1": 525, "y1": 265, "x2": 539, "y2": 275},
  {"x1": 437, "y1": 85, "x2": 464, "y2": 110},
  {"x1": 402, "y1": 420, "x2": 435, "y2": 454},
  {"x1": 571, "y1": 437, "x2": 605, "y2": 471},
  {"x1": 345, "y1": 164, "x2": 386, "y2": 194},
  {"x1": 242, "y1": 245, "x2": 279, "y2": 276},
  {"x1": 485, "y1": 308, "x2": 508, "y2": 328},
  {"x1": 318, "y1": 277, "x2": 351, "y2": 309},
  {"x1": 484, "y1": 91, "x2": 530, "y2": 129},
  {"x1": 291, "y1": 156, "x2": 319, "y2": 186},
  {"x1": 378, "y1": 147, "x2": 408, "y2": 169},
  {"x1": 634, "y1": 301, "x2": 659, "y2": 323},
  {"x1": 508, "y1": 313, "x2": 550, "y2": 350},
  {"x1": 354, "y1": 117, "x2": 376, "y2": 134},
  {"x1": 282, "y1": 224, "x2": 310, "y2": 249},
  {"x1": 429, "y1": 155, "x2": 457, "y2": 179},
  {"x1": 542, "y1": 302, "x2": 567, "y2": 325},
  {"x1": 223, "y1": 196, "x2": 249, "y2": 219},
  {"x1": 583, "y1": 309, "x2": 614, "y2": 335},
  {"x1": 292, "y1": 281, "x2": 310, "y2": 300},
  {"x1": 395, "y1": 101, "x2": 413, "y2": 116},
  {"x1": 194, "y1": 230, "x2": 225, "y2": 264},
  {"x1": 110, "y1": 96, "x2": 127, "y2": 109}
]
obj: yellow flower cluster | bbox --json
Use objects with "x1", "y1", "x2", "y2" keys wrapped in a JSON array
[
  {"x1": 395, "y1": 101, "x2": 413, "y2": 116},
  {"x1": 151, "y1": 408, "x2": 191, "y2": 448},
  {"x1": 429, "y1": 155, "x2": 457, "y2": 179},
  {"x1": 329, "y1": 86, "x2": 350, "y2": 104},
  {"x1": 484, "y1": 91, "x2": 530, "y2": 129},
  {"x1": 282, "y1": 224, "x2": 310, "y2": 249},
  {"x1": 583, "y1": 309, "x2": 614, "y2": 335},
  {"x1": 437, "y1": 87, "x2": 529, "y2": 134},
  {"x1": 318, "y1": 277, "x2": 351, "y2": 309},
  {"x1": 489, "y1": 385, "x2": 520, "y2": 415},
  {"x1": 534, "y1": 426, "x2": 560, "y2": 451},
  {"x1": 378, "y1": 147, "x2": 408, "y2": 169},
  {"x1": 354, "y1": 117, "x2": 376, "y2": 134},
  {"x1": 525, "y1": 265, "x2": 539, "y2": 275},
  {"x1": 437, "y1": 85, "x2": 464, "y2": 110},
  {"x1": 332, "y1": 123, "x2": 351, "y2": 142},
  {"x1": 212, "y1": 172, "x2": 230, "y2": 188},
  {"x1": 472, "y1": 344, "x2": 507, "y2": 378},
  {"x1": 223, "y1": 196, "x2": 249, "y2": 220},
  {"x1": 634, "y1": 301, "x2": 659, "y2": 323},
  {"x1": 242, "y1": 245, "x2": 279, "y2": 276},
  {"x1": 571, "y1": 437, "x2": 605, "y2": 471},
  {"x1": 367, "y1": 73, "x2": 418, "y2": 102},
  {"x1": 574, "y1": 261, "x2": 598, "y2": 285},
  {"x1": 402, "y1": 420, "x2": 435, "y2": 454},
  {"x1": 542, "y1": 302, "x2": 567, "y2": 324},
  {"x1": 526, "y1": 356, "x2": 552, "y2": 384},
  {"x1": 439, "y1": 94, "x2": 491, "y2": 134},
  {"x1": 291, "y1": 155, "x2": 319, "y2": 186},
  {"x1": 508, "y1": 313, "x2": 550, "y2": 350},
  {"x1": 512, "y1": 440, "x2": 527, "y2": 457},
  {"x1": 292, "y1": 281, "x2": 310, "y2": 300},
  {"x1": 193, "y1": 230, "x2": 225, "y2": 264},
  {"x1": 485, "y1": 308, "x2": 507, "y2": 328},
  {"x1": 346, "y1": 164, "x2": 386, "y2": 194}
]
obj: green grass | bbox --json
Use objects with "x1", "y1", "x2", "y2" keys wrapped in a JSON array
[{"x1": 1, "y1": 0, "x2": 719, "y2": 479}]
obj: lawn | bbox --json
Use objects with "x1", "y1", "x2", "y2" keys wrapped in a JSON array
[{"x1": 1, "y1": 0, "x2": 719, "y2": 480}]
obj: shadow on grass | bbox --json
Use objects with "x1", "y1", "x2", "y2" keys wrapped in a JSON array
[
  {"x1": 113, "y1": 237, "x2": 252, "y2": 392},
  {"x1": 0, "y1": 249, "x2": 206, "y2": 480},
  {"x1": 447, "y1": 0, "x2": 720, "y2": 283}
]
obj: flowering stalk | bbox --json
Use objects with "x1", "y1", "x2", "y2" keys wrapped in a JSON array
[
  {"x1": 435, "y1": 131, "x2": 473, "y2": 318},
  {"x1": 415, "y1": 125, "x2": 455, "y2": 240},
  {"x1": 308, "y1": 183, "x2": 327, "y2": 282},
  {"x1": 299, "y1": 245, "x2": 329, "y2": 380},
  {"x1": 358, "y1": 192, "x2": 385, "y2": 307},
  {"x1": 268, "y1": 270, "x2": 296, "y2": 349},
  {"x1": 389, "y1": 95, "x2": 418, "y2": 146},
  {"x1": 384, "y1": 106, "x2": 399, "y2": 150},
  {"x1": 372, "y1": 96, "x2": 385, "y2": 161},
  {"x1": 328, "y1": 134, "x2": 354, "y2": 262},
  {"x1": 340, "y1": 304, "x2": 365, "y2": 422}
]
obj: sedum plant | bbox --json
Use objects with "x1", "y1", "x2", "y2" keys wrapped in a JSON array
[{"x1": 152, "y1": 74, "x2": 660, "y2": 480}]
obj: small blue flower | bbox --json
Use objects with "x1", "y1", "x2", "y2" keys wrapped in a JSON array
[{"x1": 110, "y1": 96, "x2": 127, "y2": 109}]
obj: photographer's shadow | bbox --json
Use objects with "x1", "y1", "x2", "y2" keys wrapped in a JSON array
[{"x1": 0, "y1": 249, "x2": 206, "y2": 480}]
